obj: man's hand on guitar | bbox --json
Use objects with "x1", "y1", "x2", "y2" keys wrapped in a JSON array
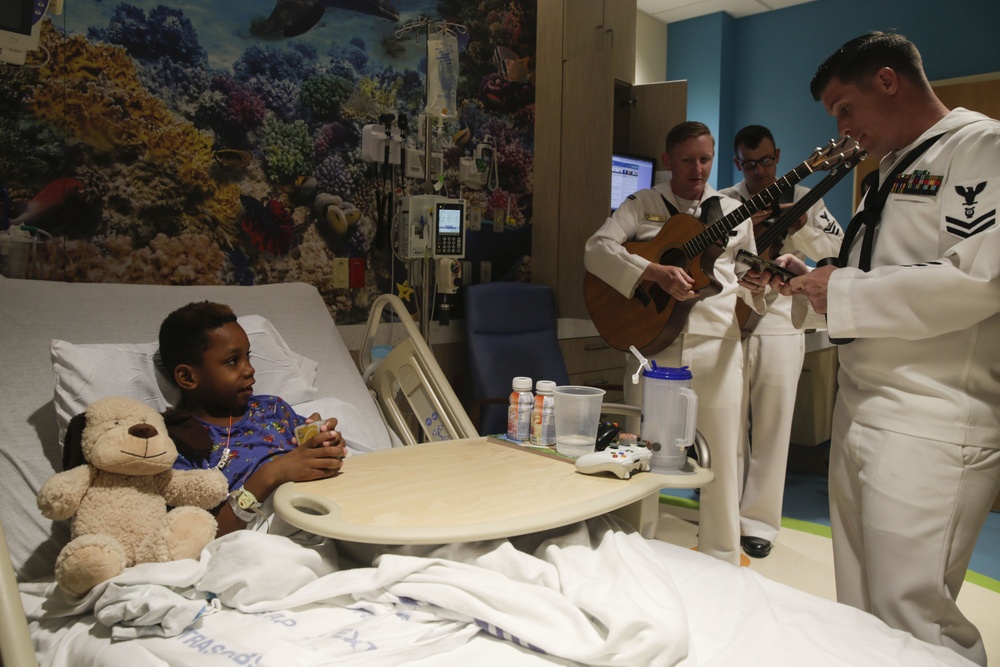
[{"x1": 640, "y1": 263, "x2": 698, "y2": 301}]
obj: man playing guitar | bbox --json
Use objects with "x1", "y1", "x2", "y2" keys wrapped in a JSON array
[
  {"x1": 719, "y1": 125, "x2": 842, "y2": 561},
  {"x1": 584, "y1": 121, "x2": 764, "y2": 567}
]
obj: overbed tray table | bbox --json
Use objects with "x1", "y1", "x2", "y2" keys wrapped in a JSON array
[{"x1": 273, "y1": 437, "x2": 713, "y2": 543}]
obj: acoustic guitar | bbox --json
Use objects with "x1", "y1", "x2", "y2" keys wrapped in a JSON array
[
  {"x1": 583, "y1": 138, "x2": 862, "y2": 355},
  {"x1": 735, "y1": 147, "x2": 867, "y2": 338}
]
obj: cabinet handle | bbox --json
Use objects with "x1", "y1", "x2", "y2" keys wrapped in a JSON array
[{"x1": 584, "y1": 343, "x2": 611, "y2": 351}]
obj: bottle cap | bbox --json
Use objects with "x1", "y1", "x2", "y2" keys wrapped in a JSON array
[
  {"x1": 512, "y1": 376, "x2": 532, "y2": 391},
  {"x1": 641, "y1": 364, "x2": 693, "y2": 380},
  {"x1": 535, "y1": 380, "x2": 556, "y2": 393}
]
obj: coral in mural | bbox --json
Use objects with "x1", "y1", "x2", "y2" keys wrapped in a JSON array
[
  {"x1": 301, "y1": 75, "x2": 355, "y2": 121},
  {"x1": 258, "y1": 115, "x2": 315, "y2": 184},
  {"x1": 34, "y1": 233, "x2": 226, "y2": 285},
  {"x1": 9, "y1": 0, "x2": 538, "y2": 324},
  {"x1": 233, "y1": 44, "x2": 318, "y2": 85},
  {"x1": 88, "y1": 4, "x2": 207, "y2": 67}
]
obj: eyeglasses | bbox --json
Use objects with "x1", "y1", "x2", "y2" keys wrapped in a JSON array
[{"x1": 738, "y1": 155, "x2": 776, "y2": 170}]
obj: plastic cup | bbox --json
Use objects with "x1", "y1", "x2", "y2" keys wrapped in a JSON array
[{"x1": 553, "y1": 386, "x2": 605, "y2": 458}]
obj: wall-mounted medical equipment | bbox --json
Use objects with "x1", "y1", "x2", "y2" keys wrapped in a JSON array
[
  {"x1": 396, "y1": 195, "x2": 465, "y2": 260},
  {"x1": 0, "y1": 0, "x2": 54, "y2": 66}
]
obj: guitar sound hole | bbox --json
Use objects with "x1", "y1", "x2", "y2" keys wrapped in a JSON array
[{"x1": 659, "y1": 248, "x2": 687, "y2": 268}]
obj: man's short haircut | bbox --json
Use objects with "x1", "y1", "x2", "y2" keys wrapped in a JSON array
[
  {"x1": 666, "y1": 121, "x2": 714, "y2": 153},
  {"x1": 810, "y1": 31, "x2": 926, "y2": 101},
  {"x1": 733, "y1": 125, "x2": 775, "y2": 154},
  {"x1": 159, "y1": 301, "x2": 238, "y2": 385}
]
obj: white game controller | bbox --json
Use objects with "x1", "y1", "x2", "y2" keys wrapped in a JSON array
[{"x1": 575, "y1": 444, "x2": 652, "y2": 480}]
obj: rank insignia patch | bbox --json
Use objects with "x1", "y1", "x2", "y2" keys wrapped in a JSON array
[
  {"x1": 891, "y1": 169, "x2": 942, "y2": 195},
  {"x1": 944, "y1": 179, "x2": 995, "y2": 239}
]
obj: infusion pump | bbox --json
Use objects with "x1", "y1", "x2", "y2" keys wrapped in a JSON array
[{"x1": 396, "y1": 195, "x2": 466, "y2": 260}]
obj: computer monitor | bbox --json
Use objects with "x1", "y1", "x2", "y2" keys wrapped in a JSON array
[
  {"x1": 0, "y1": 0, "x2": 48, "y2": 66},
  {"x1": 610, "y1": 153, "x2": 655, "y2": 212}
]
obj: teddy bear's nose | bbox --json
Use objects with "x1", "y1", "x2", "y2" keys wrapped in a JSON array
[{"x1": 128, "y1": 424, "x2": 158, "y2": 440}]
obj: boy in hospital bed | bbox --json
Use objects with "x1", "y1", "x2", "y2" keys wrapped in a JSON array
[{"x1": 158, "y1": 301, "x2": 347, "y2": 536}]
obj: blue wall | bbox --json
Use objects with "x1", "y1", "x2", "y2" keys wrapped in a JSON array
[{"x1": 667, "y1": 0, "x2": 1000, "y2": 224}]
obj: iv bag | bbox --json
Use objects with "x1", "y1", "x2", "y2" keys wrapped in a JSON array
[{"x1": 425, "y1": 30, "x2": 458, "y2": 118}]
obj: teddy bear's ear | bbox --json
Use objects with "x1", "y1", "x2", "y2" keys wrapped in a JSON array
[{"x1": 62, "y1": 412, "x2": 88, "y2": 471}]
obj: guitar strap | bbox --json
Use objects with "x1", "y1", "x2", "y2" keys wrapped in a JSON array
[
  {"x1": 658, "y1": 193, "x2": 679, "y2": 217},
  {"x1": 657, "y1": 193, "x2": 724, "y2": 226}
]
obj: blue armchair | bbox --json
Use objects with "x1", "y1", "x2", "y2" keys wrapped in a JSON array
[{"x1": 464, "y1": 282, "x2": 571, "y2": 435}]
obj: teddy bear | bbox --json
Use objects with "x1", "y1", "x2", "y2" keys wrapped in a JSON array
[{"x1": 37, "y1": 396, "x2": 230, "y2": 596}]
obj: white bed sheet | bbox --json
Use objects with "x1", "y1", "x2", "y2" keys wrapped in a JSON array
[{"x1": 20, "y1": 518, "x2": 973, "y2": 667}]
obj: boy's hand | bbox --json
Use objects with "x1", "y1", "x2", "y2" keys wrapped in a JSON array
[{"x1": 263, "y1": 414, "x2": 346, "y2": 485}]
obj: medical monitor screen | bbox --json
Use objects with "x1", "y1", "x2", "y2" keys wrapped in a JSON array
[
  {"x1": 436, "y1": 205, "x2": 462, "y2": 235},
  {"x1": 610, "y1": 153, "x2": 655, "y2": 212},
  {"x1": 434, "y1": 200, "x2": 465, "y2": 257}
]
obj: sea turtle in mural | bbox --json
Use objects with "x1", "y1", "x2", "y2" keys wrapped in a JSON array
[{"x1": 253, "y1": 0, "x2": 400, "y2": 38}]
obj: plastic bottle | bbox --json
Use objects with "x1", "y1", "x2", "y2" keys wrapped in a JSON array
[
  {"x1": 506, "y1": 376, "x2": 533, "y2": 441},
  {"x1": 530, "y1": 380, "x2": 556, "y2": 446}
]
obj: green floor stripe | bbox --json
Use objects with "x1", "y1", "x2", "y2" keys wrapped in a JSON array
[
  {"x1": 780, "y1": 516, "x2": 832, "y2": 538},
  {"x1": 963, "y1": 570, "x2": 1000, "y2": 593},
  {"x1": 659, "y1": 495, "x2": 999, "y2": 589},
  {"x1": 659, "y1": 493, "x2": 700, "y2": 511}
]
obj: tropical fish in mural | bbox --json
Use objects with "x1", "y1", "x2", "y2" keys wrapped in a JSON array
[
  {"x1": 253, "y1": 0, "x2": 400, "y2": 38},
  {"x1": 9, "y1": 177, "x2": 84, "y2": 227},
  {"x1": 239, "y1": 194, "x2": 295, "y2": 256},
  {"x1": 213, "y1": 149, "x2": 254, "y2": 168},
  {"x1": 493, "y1": 46, "x2": 532, "y2": 84},
  {"x1": 452, "y1": 124, "x2": 471, "y2": 146}
]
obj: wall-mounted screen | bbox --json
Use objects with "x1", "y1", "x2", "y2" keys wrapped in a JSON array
[{"x1": 610, "y1": 153, "x2": 656, "y2": 212}]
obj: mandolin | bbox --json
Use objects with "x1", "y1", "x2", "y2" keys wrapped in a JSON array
[
  {"x1": 735, "y1": 147, "x2": 867, "y2": 338},
  {"x1": 583, "y1": 138, "x2": 863, "y2": 355}
]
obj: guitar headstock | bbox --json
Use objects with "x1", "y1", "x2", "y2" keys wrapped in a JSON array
[{"x1": 805, "y1": 137, "x2": 866, "y2": 172}]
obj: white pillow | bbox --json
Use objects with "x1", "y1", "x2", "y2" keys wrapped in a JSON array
[{"x1": 51, "y1": 314, "x2": 318, "y2": 442}]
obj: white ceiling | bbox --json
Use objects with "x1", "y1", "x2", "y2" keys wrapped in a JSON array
[{"x1": 638, "y1": 0, "x2": 817, "y2": 24}]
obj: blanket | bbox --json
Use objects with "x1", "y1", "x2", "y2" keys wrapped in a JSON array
[{"x1": 21, "y1": 517, "x2": 690, "y2": 667}]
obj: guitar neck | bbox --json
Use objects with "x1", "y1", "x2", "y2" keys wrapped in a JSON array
[
  {"x1": 755, "y1": 153, "x2": 865, "y2": 252},
  {"x1": 684, "y1": 162, "x2": 815, "y2": 258}
]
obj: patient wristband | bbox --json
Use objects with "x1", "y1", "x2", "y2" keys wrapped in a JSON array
[{"x1": 228, "y1": 486, "x2": 262, "y2": 523}]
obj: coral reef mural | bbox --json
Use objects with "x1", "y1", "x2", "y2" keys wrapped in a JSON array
[{"x1": 0, "y1": 0, "x2": 535, "y2": 324}]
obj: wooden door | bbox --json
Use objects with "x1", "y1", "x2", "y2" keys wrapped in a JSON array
[
  {"x1": 559, "y1": 49, "x2": 615, "y2": 319},
  {"x1": 627, "y1": 80, "x2": 688, "y2": 166},
  {"x1": 603, "y1": 0, "x2": 636, "y2": 84},
  {"x1": 562, "y1": 0, "x2": 605, "y2": 63}
]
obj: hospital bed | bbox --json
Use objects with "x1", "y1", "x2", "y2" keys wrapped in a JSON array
[{"x1": 0, "y1": 277, "x2": 974, "y2": 666}]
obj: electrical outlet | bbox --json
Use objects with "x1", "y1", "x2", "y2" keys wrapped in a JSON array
[
  {"x1": 480, "y1": 260, "x2": 491, "y2": 283},
  {"x1": 332, "y1": 258, "x2": 349, "y2": 288},
  {"x1": 467, "y1": 204, "x2": 482, "y2": 231}
]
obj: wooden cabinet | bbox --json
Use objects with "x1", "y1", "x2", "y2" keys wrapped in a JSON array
[
  {"x1": 534, "y1": 0, "x2": 686, "y2": 320},
  {"x1": 559, "y1": 336, "x2": 625, "y2": 403},
  {"x1": 789, "y1": 345, "x2": 839, "y2": 447},
  {"x1": 561, "y1": 0, "x2": 635, "y2": 85}
]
